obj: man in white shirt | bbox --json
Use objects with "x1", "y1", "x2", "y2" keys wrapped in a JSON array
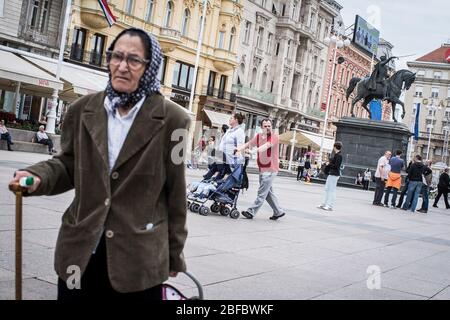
[
  {"x1": 36, "y1": 125, "x2": 56, "y2": 155},
  {"x1": 373, "y1": 150, "x2": 392, "y2": 206}
]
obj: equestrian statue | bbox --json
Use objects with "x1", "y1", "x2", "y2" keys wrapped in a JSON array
[{"x1": 346, "y1": 56, "x2": 416, "y2": 123}]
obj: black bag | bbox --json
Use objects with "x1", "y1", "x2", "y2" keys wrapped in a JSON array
[{"x1": 323, "y1": 165, "x2": 330, "y2": 175}]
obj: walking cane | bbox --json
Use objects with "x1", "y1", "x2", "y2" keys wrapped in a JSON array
[{"x1": 8, "y1": 176, "x2": 34, "y2": 300}]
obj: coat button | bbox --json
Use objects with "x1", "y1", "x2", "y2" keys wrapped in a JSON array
[
  {"x1": 111, "y1": 172, "x2": 119, "y2": 180},
  {"x1": 104, "y1": 198, "x2": 110, "y2": 206},
  {"x1": 105, "y1": 230, "x2": 114, "y2": 238}
]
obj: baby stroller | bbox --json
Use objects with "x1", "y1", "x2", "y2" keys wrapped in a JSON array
[{"x1": 187, "y1": 164, "x2": 245, "y2": 219}]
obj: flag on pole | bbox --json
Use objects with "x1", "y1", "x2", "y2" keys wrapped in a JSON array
[
  {"x1": 97, "y1": 0, "x2": 116, "y2": 27},
  {"x1": 414, "y1": 103, "x2": 420, "y2": 141}
]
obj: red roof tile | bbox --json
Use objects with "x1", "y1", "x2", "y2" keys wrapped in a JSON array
[{"x1": 416, "y1": 45, "x2": 450, "y2": 63}]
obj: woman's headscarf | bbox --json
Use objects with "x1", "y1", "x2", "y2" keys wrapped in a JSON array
[{"x1": 105, "y1": 28, "x2": 162, "y2": 112}]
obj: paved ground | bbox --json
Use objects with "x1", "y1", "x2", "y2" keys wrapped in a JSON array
[{"x1": 1, "y1": 150, "x2": 450, "y2": 300}]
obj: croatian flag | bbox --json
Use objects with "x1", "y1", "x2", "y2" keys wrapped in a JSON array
[
  {"x1": 414, "y1": 103, "x2": 420, "y2": 141},
  {"x1": 98, "y1": 0, "x2": 116, "y2": 27}
]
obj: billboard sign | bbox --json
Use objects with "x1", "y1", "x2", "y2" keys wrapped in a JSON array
[{"x1": 352, "y1": 15, "x2": 380, "y2": 55}]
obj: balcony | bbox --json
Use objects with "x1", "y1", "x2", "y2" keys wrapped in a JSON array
[
  {"x1": 232, "y1": 84, "x2": 275, "y2": 105},
  {"x1": 80, "y1": 0, "x2": 110, "y2": 29},
  {"x1": 67, "y1": 44, "x2": 107, "y2": 69},
  {"x1": 158, "y1": 28, "x2": 182, "y2": 53},
  {"x1": 213, "y1": 48, "x2": 237, "y2": 72},
  {"x1": 276, "y1": 16, "x2": 297, "y2": 31},
  {"x1": 297, "y1": 24, "x2": 314, "y2": 39},
  {"x1": 21, "y1": 27, "x2": 59, "y2": 48},
  {"x1": 255, "y1": 47, "x2": 264, "y2": 59},
  {"x1": 202, "y1": 86, "x2": 236, "y2": 102}
]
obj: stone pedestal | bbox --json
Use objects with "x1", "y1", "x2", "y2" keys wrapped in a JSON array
[{"x1": 334, "y1": 117, "x2": 412, "y2": 185}]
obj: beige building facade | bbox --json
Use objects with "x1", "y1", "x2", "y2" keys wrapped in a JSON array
[{"x1": 405, "y1": 43, "x2": 450, "y2": 163}]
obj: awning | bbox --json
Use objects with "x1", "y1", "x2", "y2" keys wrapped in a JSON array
[
  {"x1": 0, "y1": 50, "x2": 63, "y2": 92},
  {"x1": 21, "y1": 55, "x2": 108, "y2": 100},
  {"x1": 278, "y1": 129, "x2": 335, "y2": 152},
  {"x1": 203, "y1": 109, "x2": 231, "y2": 128}
]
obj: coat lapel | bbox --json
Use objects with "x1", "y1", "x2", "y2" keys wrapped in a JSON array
[
  {"x1": 81, "y1": 92, "x2": 109, "y2": 170},
  {"x1": 112, "y1": 93, "x2": 165, "y2": 172}
]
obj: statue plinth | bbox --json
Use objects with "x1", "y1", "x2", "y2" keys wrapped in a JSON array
[{"x1": 333, "y1": 117, "x2": 412, "y2": 185}]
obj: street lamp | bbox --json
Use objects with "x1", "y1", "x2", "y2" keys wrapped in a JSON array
[{"x1": 319, "y1": 31, "x2": 350, "y2": 167}]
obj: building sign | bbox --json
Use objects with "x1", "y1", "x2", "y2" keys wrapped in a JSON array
[{"x1": 352, "y1": 15, "x2": 380, "y2": 55}]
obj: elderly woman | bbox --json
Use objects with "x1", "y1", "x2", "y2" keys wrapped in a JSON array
[{"x1": 10, "y1": 28, "x2": 190, "y2": 300}]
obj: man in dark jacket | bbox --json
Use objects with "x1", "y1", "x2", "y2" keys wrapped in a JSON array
[
  {"x1": 402, "y1": 155, "x2": 431, "y2": 212},
  {"x1": 318, "y1": 142, "x2": 343, "y2": 211},
  {"x1": 418, "y1": 160, "x2": 433, "y2": 213},
  {"x1": 433, "y1": 168, "x2": 450, "y2": 209}
]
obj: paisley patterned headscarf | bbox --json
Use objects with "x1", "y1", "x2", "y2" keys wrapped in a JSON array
[{"x1": 105, "y1": 28, "x2": 162, "y2": 111}]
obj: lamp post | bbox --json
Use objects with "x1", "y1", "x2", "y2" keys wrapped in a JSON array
[{"x1": 318, "y1": 31, "x2": 350, "y2": 166}]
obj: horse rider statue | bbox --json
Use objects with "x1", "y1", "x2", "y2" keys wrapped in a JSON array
[{"x1": 368, "y1": 55, "x2": 398, "y2": 100}]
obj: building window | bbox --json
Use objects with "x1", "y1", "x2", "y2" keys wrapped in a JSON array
[
  {"x1": 243, "y1": 21, "x2": 251, "y2": 44},
  {"x1": 39, "y1": 0, "x2": 50, "y2": 32},
  {"x1": 157, "y1": 56, "x2": 167, "y2": 83},
  {"x1": 181, "y1": 9, "x2": 190, "y2": 36},
  {"x1": 0, "y1": 0, "x2": 4, "y2": 17},
  {"x1": 207, "y1": 71, "x2": 216, "y2": 95},
  {"x1": 291, "y1": 3, "x2": 296, "y2": 20},
  {"x1": 286, "y1": 40, "x2": 291, "y2": 59},
  {"x1": 89, "y1": 33, "x2": 105, "y2": 67},
  {"x1": 447, "y1": 87, "x2": 450, "y2": 98},
  {"x1": 266, "y1": 33, "x2": 273, "y2": 53},
  {"x1": 256, "y1": 27, "x2": 264, "y2": 49},
  {"x1": 434, "y1": 71, "x2": 442, "y2": 79},
  {"x1": 261, "y1": 0, "x2": 267, "y2": 8},
  {"x1": 275, "y1": 43, "x2": 280, "y2": 56},
  {"x1": 172, "y1": 61, "x2": 195, "y2": 91},
  {"x1": 28, "y1": 0, "x2": 51, "y2": 32},
  {"x1": 228, "y1": 27, "x2": 236, "y2": 51},
  {"x1": 217, "y1": 31, "x2": 225, "y2": 49},
  {"x1": 431, "y1": 87, "x2": 439, "y2": 99},
  {"x1": 218, "y1": 75, "x2": 227, "y2": 99},
  {"x1": 145, "y1": 0, "x2": 154, "y2": 23},
  {"x1": 164, "y1": 1, "x2": 173, "y2": 28},
  {"x1": 282, "y1": 4, "x2": 286, "y2": 16},
  {"x1": 70, "y1": 27, "x2": 86, "y2": 62},
  {"x1": 270, "y1": 81, "x2": 274, "y2": 93},
  {"x1": 125, "y1": 0, "x2": 133, "y2": 15},
  {"x1": 414, "y1": 86, "x2": 423, "y2": 97}
]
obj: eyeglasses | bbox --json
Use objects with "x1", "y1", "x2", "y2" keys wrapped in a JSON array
[{"x1": 106, "y1": 50, "x2": 149, "y2": 70}]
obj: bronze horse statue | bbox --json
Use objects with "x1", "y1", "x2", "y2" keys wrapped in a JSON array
[{"x1": 346, "y1": 69, "x2": 416, "y2": 122}]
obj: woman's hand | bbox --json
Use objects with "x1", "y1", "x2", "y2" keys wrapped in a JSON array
[{"x1": 9, "y1": 170, "x2": 41, "y2": 193}]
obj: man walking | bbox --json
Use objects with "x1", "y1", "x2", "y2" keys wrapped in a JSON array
[
  {"x1": 237, "y1": 119, "x2": 285, "y2": 220},
  {"x1": 418, "y1": 160, "x2": 433, "y2": 213},
  {"x1": 373, "y1": 151, "x2": 392, "y2": 206},
  {"x1": 383, "y1": 150, "x2": 404, "y2": 208},
  {"x1": 433, "y1": 168, "x2": 450, "y2": 209},
  {"x1": 318, "y1": 142, "x2": 343, "y2": 211},
  {"x1": 297, "y1": 155, "x2": 305, "y2": 181}
]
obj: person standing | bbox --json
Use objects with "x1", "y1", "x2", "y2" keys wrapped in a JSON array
[
  {"x1": 0, "y1": 120, "x2": 14, "y2": 151},
  {"x1": 238, "y1": 119, "x2": 285, "y2": 220},
  {"x1": 402, "y1": 155, "x2": 430, "y2": 212},
  {"x1": 383, "y1": 150, "x2": 405, "y2": 208},
  {"x1": 373, "y1": 151, "x2": 392, "y2": 206},
  {"x1": 433, "y1": 168, "x2": 450, "y2": 209},
  {"x1": 418, "y1": 160, "x2": 433, "y2": 213},
  {"x1": 9, "y1": 28, "x2": 190, "y2": 300},
  {"x1": 362, "y1": 168, "x2": 371, "y2": 190},
  {"x1": 297, "y1": 155, "x2": 305, "y2": 181},
  {"x1": 219, "y1": 113, "x2": 245, "y2": 171},
  {"x1": 396, "y1": 161, "x2": 412, "y2": 208},
  {"x1": 318, "y1": 142, "x2": 343, "y2": 211}
]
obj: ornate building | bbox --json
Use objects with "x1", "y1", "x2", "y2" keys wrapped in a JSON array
[
  {"x1": 405, "y1": 43, "x2": 450, "y2": 163},
  {"x1": 65, "y1": 0, "x2": 243, "y2": 141},
  {"x1": 233, "y1": 0, "x2": 341, "y2": 159}
]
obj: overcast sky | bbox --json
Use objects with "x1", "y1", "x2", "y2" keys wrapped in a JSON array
[{"x1": 339, "y1": 0, "x2": 450, "y2": 70}]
